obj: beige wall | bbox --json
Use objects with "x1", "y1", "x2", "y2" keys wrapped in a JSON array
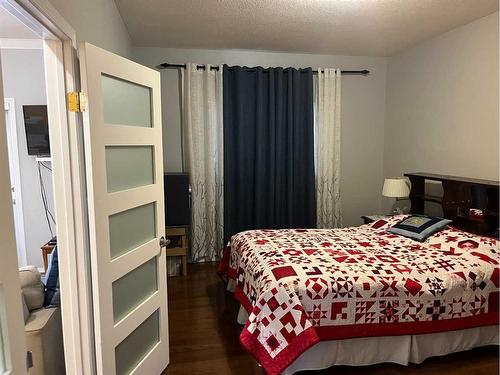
[
  {"x1": 133, "y1": 48, "x2": 387, "y2": 226},
  {"x1": 384, "y1": 12, "x2": 499, "y2": 189},
  {"x1": 48, "y1": 0, "x2": 132, "y2": 57}
]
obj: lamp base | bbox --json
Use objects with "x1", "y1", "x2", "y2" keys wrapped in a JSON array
[{"x1": 392, "y1": 206, "x2": 409, "y2": 215}]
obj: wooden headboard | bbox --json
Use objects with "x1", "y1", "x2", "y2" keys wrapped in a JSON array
[{"x1": 404, "y1": 173, "x2": 499, "y2": 238}]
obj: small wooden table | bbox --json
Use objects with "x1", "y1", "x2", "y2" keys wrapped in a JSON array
[
  {"x1": 41, "y1": 240, "x2": 56, "y2": 271},
  {"x1": 165, "y1": 226, "x2": 188, "y2": 276}
]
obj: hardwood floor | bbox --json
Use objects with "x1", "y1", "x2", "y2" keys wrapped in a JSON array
[{"x1": 162, "y1": 262, "x2": 499, "y2": 375}]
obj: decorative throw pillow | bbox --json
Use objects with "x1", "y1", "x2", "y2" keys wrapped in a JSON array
[
  {"x1": 370, "y1": 215, "x2": 409, "y2": 230},
  {"x1": 44, "y1": 247, "x2": 60, "y2": 306},
  {"x1": 388, "y1": 215, "x2": 452, "y2": 242}
]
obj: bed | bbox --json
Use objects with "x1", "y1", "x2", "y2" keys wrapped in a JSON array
[{"x1": 219, "y1": 215, "x2": 499, "y2": 374}]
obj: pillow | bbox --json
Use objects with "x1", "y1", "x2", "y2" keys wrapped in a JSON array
[
  {"x1": 18, "y1": 266, "x2": 45, "y2": 311},
  {"x1": 370, "y1": 215, "x2": 409, "y2": 230},
  {"x1": 388, "y1": 215, "x2": 452, "y2": 242},
  {"x1": 44, "y1": 247, "x2": 60, "y2": 306}
]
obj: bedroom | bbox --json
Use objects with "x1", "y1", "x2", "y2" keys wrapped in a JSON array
[{"x1": 0, "y1": 1, "x2": 498, "y2": 375}]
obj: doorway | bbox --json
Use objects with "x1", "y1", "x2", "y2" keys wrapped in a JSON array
[
  {"x1": 0, "y1": 1, "x2": 94, "y2": 373},
  {"x1": 0, "y1": 2, "x2": 170, "y2": 374},
  {"x1": 1, "y1": 36, "x2": 57, "y2": 273},
  {"x1": 0, "y1": 5, "x2": 64, "y2": 374}
]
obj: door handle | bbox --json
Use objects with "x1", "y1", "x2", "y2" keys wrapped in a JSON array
[{"x1": 159, "y1": 236, "x2": 170, "y2": 249}]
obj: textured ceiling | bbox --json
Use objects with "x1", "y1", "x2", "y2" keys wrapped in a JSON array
[
  {"x1": 0, "y1": 7, "x2": 39, "y2": 39},
  {"x1": 115, "y1": 0, "x2": 498, "y2": 56}
]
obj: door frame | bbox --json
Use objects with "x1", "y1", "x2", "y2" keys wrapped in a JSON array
[
  {"x1": 1, "y1": 0, "x2": 95, "y2": 373},
  {"x1": 3, "y1": 98, "x2": 28, "y2": 267}
]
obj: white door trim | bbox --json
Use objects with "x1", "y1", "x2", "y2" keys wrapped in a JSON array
[
  {"x1": 3, "y1": 98, "x2": 27, "y2": 267},
  {"x1": 43, "y1": 38, "x2": 96, "y2": 375},
  {"x1": 2, "y1": 0, "x2": 76, "y2": 44}
]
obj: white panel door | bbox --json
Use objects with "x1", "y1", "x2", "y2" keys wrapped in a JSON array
[{"x1": 79, "y1": 42, "x2": 169, "y2": 375}]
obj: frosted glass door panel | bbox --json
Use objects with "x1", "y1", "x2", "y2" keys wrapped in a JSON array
[
  {"x1": 109, "y1": 203, "x2": 156, "y2": 259},
  {"x1": 101, "y1": 74, "x2": 152, "y2": 127},
  {"x1": 106, "y1": 146, "x2": 154, "y2": 193},
  {"x1": 115, "y1": 310, "x2": 159, "y2": 375},
  {"x1": 112, "y1": 257, "x2": 158, "y2": 322}
]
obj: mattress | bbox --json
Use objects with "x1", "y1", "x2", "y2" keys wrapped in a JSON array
[{"x1": 219, "y1": 215, "x2": 500, "y2": 375}]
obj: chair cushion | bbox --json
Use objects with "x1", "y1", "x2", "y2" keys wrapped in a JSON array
[
  {"x1": 19, "y1": 266, "x2": 45, "y2": 311},
  {"x1": 24, "y1": 307, "x2": 59, "y2": 333},
  {"x1": 388, "y1": 215, "x2": 452, "y2": 242}
]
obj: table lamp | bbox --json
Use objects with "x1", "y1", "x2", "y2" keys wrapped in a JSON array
[{"x1": 382, "y1": 177, "x2": 410, "y2": 214}]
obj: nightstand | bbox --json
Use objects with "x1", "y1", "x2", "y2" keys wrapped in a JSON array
[
  {"x1": 361, "y1": 215, "x2": 387, "y2": 224},
  {"x1": 165, "y1": 226, "x2": 188, "y2": 276}
]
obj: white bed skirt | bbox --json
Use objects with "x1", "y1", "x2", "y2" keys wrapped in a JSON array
[{"x1": 236, "y1": 304, "x2": 498, "y2": 374}]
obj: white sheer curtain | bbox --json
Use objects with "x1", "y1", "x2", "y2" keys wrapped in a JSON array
[
  {"x1": 314, "y1": 68, "x2": 342, "y2": 228},
  {"x1": 181, "y1": 63, "x2": 224, "y2": 262}
]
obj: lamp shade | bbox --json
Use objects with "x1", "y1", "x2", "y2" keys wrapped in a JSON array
[{"x1": 382, "y1": 178, "x2": 410, "y2": 198}]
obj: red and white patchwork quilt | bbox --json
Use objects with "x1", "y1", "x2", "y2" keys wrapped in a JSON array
[{"x1": 219, "y1": 216, "x2": 500, "y2": 375}]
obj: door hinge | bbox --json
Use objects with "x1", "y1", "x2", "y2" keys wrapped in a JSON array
[
  {"x1": 67, "y1": 91, "x2": 87, "y2": 112},
  {"x1": 26, "y1": 351, "x2": 33, "y2": 369}
]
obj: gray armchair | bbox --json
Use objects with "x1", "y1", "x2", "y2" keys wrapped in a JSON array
[{"x1": 19, "y1": 266, "x2": 65, "y2": 375}]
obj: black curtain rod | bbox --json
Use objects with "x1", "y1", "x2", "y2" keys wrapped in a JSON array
[{"x1": 156, "y1": 62, "x2": 369, "y2": 76}]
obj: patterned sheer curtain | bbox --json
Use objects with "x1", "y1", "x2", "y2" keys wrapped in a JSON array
[
  {"x1": 181, "y1": 63, "x2": 224, "y2": 262},
  {"x1": 314, "y1": 68, "x2": 342, "y2": 228}
]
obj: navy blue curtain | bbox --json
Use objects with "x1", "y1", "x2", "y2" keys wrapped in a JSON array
[{"x1": 223, "y1": 65, "x2": 316, "y2": 243}]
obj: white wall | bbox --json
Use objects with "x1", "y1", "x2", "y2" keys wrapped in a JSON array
[
  {"x1": 133, "y1": 48, "x2": 387, "y2": 226},
  {"x1": 1, "y1": 48, "x2": 54, "y2": 268},
  {"x1": 47, "y1": 0, "x2": 132, "y2": 57},
  {"x1": 384, "y1": 12, "x2": 499, "y2": 188},
  {"x1": 132, "y1": 12, "x2": 498, "y2": 227}
]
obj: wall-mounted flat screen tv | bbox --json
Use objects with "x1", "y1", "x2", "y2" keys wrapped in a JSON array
[{"x1": 23, "y1": 105, "x2": 50, "y2": 156}]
